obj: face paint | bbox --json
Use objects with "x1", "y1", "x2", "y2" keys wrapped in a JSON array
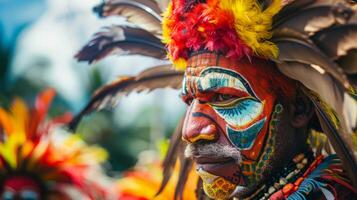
[
  {"x1": 195, "y1": 67, "x2": 267, "y2": 151},
  {"x1": 197, "y1": 168, "x2": 237, "y2": 200},
  {"x1": 226, "y1": 118, "x2": 266, "y2": 150},
  {"x1": 210, "y1": 98, "x2": 264, "y2": 128},
  {"x1": 197, "y1": 67, "x2": 259, "y2": 100},
  {"x1": 182, "y1": 53, "x2": 284, "y2": 199},
  {"x1": 181, "y1": 75, "x2": 188, "y2": 96}
]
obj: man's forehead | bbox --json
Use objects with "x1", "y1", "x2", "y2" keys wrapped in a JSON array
[{"x1": 186, "y1": 53, "x2": 241, "y2": 75}]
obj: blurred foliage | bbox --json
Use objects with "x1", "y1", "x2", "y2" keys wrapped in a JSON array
[
  {"x1": 76, "y1": 106, "x2": 176, "y2": 172},
  {"x1": 0, "y1": 48, "x2": 167, "y2": 174},
  {"x1": 0, "y1": 0, "x2": 180, "y2": 175}
]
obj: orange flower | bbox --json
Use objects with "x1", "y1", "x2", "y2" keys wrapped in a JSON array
[
  {"x1": 0, "y1": 89, "x2": 115, "y2": 200},
  {"x1": 117, "y1": 159, "x2": 198, "y2": 200}
]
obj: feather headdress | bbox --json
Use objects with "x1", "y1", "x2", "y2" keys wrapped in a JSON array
[
  {"x1": 74, "y1": 0, "x2": 357, "y2": 198},
  {"x1": 0, "y1": 89, "x2": 115, "y2": 200},
  {"x1": 162, "y1": 0, "x2": 282, "y2": 69}
]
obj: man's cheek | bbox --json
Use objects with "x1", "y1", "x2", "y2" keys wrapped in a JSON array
[
  {"x1": 226, "y1": 118, "x2": 267, "y2": 150},
  {"x1": 240, "y1": 97, "x2": 276, "y2": 160},
  {"x1": 209, "y1": 101, "x2": 267, "y2": 150}
]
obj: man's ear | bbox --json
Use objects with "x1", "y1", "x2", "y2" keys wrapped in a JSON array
[{"x1": 290, "y1": 93, "x2": 314, "y2": 128}]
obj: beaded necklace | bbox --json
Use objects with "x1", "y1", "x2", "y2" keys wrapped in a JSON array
[{"x1": 240, "y1": 152, "x2": 314, "y2": 200}]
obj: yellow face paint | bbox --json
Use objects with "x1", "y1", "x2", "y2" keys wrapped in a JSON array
[{"x1": 197, "y1": 168, "x2": 236, "y2": 200}]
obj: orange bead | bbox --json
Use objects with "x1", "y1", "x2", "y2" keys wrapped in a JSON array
[
  {"x1": 282, "y1": 183, "x2": 294, "y2": 195},
  {"x1": 294, "y1": 186, "x2": 299, "y2": 192},
  {"x1": 295, "y1": 177, "x2": 304, "y2": 186}
]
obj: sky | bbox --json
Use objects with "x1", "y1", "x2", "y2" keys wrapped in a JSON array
[{"x1": 5, "y1": 0, "x2": 186, "y2": 125}]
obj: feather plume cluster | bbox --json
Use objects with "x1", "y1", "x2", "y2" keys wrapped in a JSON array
[{"x1": 162, "y1": 0, "x2": 282, "y2": 69}]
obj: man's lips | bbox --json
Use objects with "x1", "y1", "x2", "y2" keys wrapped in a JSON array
[
  {"x1": 193, "y1": 156, "x2": 243, "y2": 185},
  {"x1": 194, "y1": 156, "x2": 235, "y2": 165}
]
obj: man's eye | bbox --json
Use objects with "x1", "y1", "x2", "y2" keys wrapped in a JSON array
[{"x1": 214, "y1": 94, "x2": 235, "y2": 103}]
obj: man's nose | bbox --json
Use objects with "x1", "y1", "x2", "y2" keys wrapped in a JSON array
[{"x1": 182, "y1": 100, "x2": 219, "y2": 143}]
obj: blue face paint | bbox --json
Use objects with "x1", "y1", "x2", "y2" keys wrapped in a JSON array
[
  {"x1": 198, "y1": 67, "x2": 259, "y2": 100},
  {"x1": 182, "y1": 75, "x2": 188, "y2": 95},
  {"x1": 227, "y1": 118, "x2": 266, "y2": 150},
  {"x1": 194, "y1": 67, "x2": 267, "y2": 150},
  {"x1": 211, "y1": 98, "x2": 264, "y2": 127}
]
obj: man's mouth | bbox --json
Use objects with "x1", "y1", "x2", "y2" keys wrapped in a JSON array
[
  {"x1": 194, "y1": 156, "x2": 235, "y2": 165},
  {"x1": 193, "y1": 156, "x2": 242, "y2": 185}
]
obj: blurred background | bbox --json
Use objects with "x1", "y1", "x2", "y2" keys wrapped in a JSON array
[{"x1": 0, "y1": 0, "x2": 186, "y2": 173}]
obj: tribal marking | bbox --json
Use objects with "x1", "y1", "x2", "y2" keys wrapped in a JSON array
[
  {"x1": 211, "y1": 98, "x2": 264, "y2": 128},
  {"x1": 255, "y1": 104, "x2": 283, "y2": 180},
  {"x1": 197, "y1": 67, "x2": 260, "y2": 100},
  {"x1": 239, "y1": 104, "x2": 283, "y2": 184},
  {"x1": 196, "y1": 67, "x2": 266, "y2": 151},
  {"x1": 226, "y1": 118, "x2": 267, "y2": 150},
  {"x1": 197, "y1": 168, "x2": 236, "y2": 200}
]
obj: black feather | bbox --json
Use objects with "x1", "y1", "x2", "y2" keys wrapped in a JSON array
[
  {"x1": 75, "y1": 26, "x2": 166, "y2": 64},
  {"x1": 303, "y1": 87, "x2": 357, "y2": 186},
  {"x1": 312, "y1": 24, "x2": 357, "y2": 60},
  {"x1": 99, "y1": 0, "x2": 163, "y2": 35},
  {"x1": 275, "y1": 36, "x2": 351, "y2": 89},
  {"x1": 156, "y1": 118, "x2": 186, "y2": 196},
  {"x1": 274, "y1": 0, "x2": 315, "y2": 26},
  {"x1": 275, "y1": 5, "x2": 353, "y2": 35},
  {"x1": 68, "y1": 65, "x2": 183, "y2": 131},
  {"x1": 174, "y1": 158, "x2": 194, "y2": 200}
]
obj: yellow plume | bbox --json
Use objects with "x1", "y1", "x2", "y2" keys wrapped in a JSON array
[
  {"x1": 220, "y1": 0, "x2": 282, "y2": 58},
  {"x1": 162, "y1": 2, "x2": 173, "y2": 45}
]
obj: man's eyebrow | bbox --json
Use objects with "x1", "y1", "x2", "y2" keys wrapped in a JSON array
[{"x1": 197, "y1": 67, "x2": 258, "y2": 99}]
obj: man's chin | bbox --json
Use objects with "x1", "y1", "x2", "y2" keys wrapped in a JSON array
[{"x1": 197, "y1": 168, "x2": 237, "y2": 200}]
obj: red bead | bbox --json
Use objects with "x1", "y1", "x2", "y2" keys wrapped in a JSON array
[{"x1": 269, "y1": 190, "x2": 285, "y2": 200}]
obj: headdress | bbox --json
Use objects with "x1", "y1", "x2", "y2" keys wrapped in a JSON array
[
  {"x1": 72, "y1": 0, "x2": 357, "y2": 197},
  {"x1": 0, "y1": 89, "x2": 115, "y2": 199}
]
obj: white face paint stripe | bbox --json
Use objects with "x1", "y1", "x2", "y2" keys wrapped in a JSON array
[
  {"x1": 199, "y1": 72, "x2": 249, "y2": 94},
  {"x1": 197, "y1": 67, "x2": 260, "y2": 100}
]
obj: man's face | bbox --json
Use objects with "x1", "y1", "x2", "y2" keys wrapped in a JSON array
[{"x1": 181, "y1": 53, "x2": 289, "y2": 199}]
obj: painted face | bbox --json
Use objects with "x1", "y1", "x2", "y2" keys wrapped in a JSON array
[
  {"x1": 182, "y1": 53, "x2": 284, "y2": 199},
  {"x1": 1, "y1": 176, "x2": 41, "y2": 200}
]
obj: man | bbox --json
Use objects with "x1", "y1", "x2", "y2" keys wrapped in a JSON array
[
  {"x1": 180, "y1": 54, "x2": 315, "y2": 199},
  {"x1": 73, "y1": 0, "x2": 357, "y2": 199},
  {"x1": 162, "y1": 1, "x2": 357, "y2": 199}
]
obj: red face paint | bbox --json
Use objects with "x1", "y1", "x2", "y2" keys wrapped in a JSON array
[
  {"x1": 181, "y1": 53, "x2": 296, "y2": 199},
  {"x1": 182, "y1": 53, "x2": 277, "y2": 160}
]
